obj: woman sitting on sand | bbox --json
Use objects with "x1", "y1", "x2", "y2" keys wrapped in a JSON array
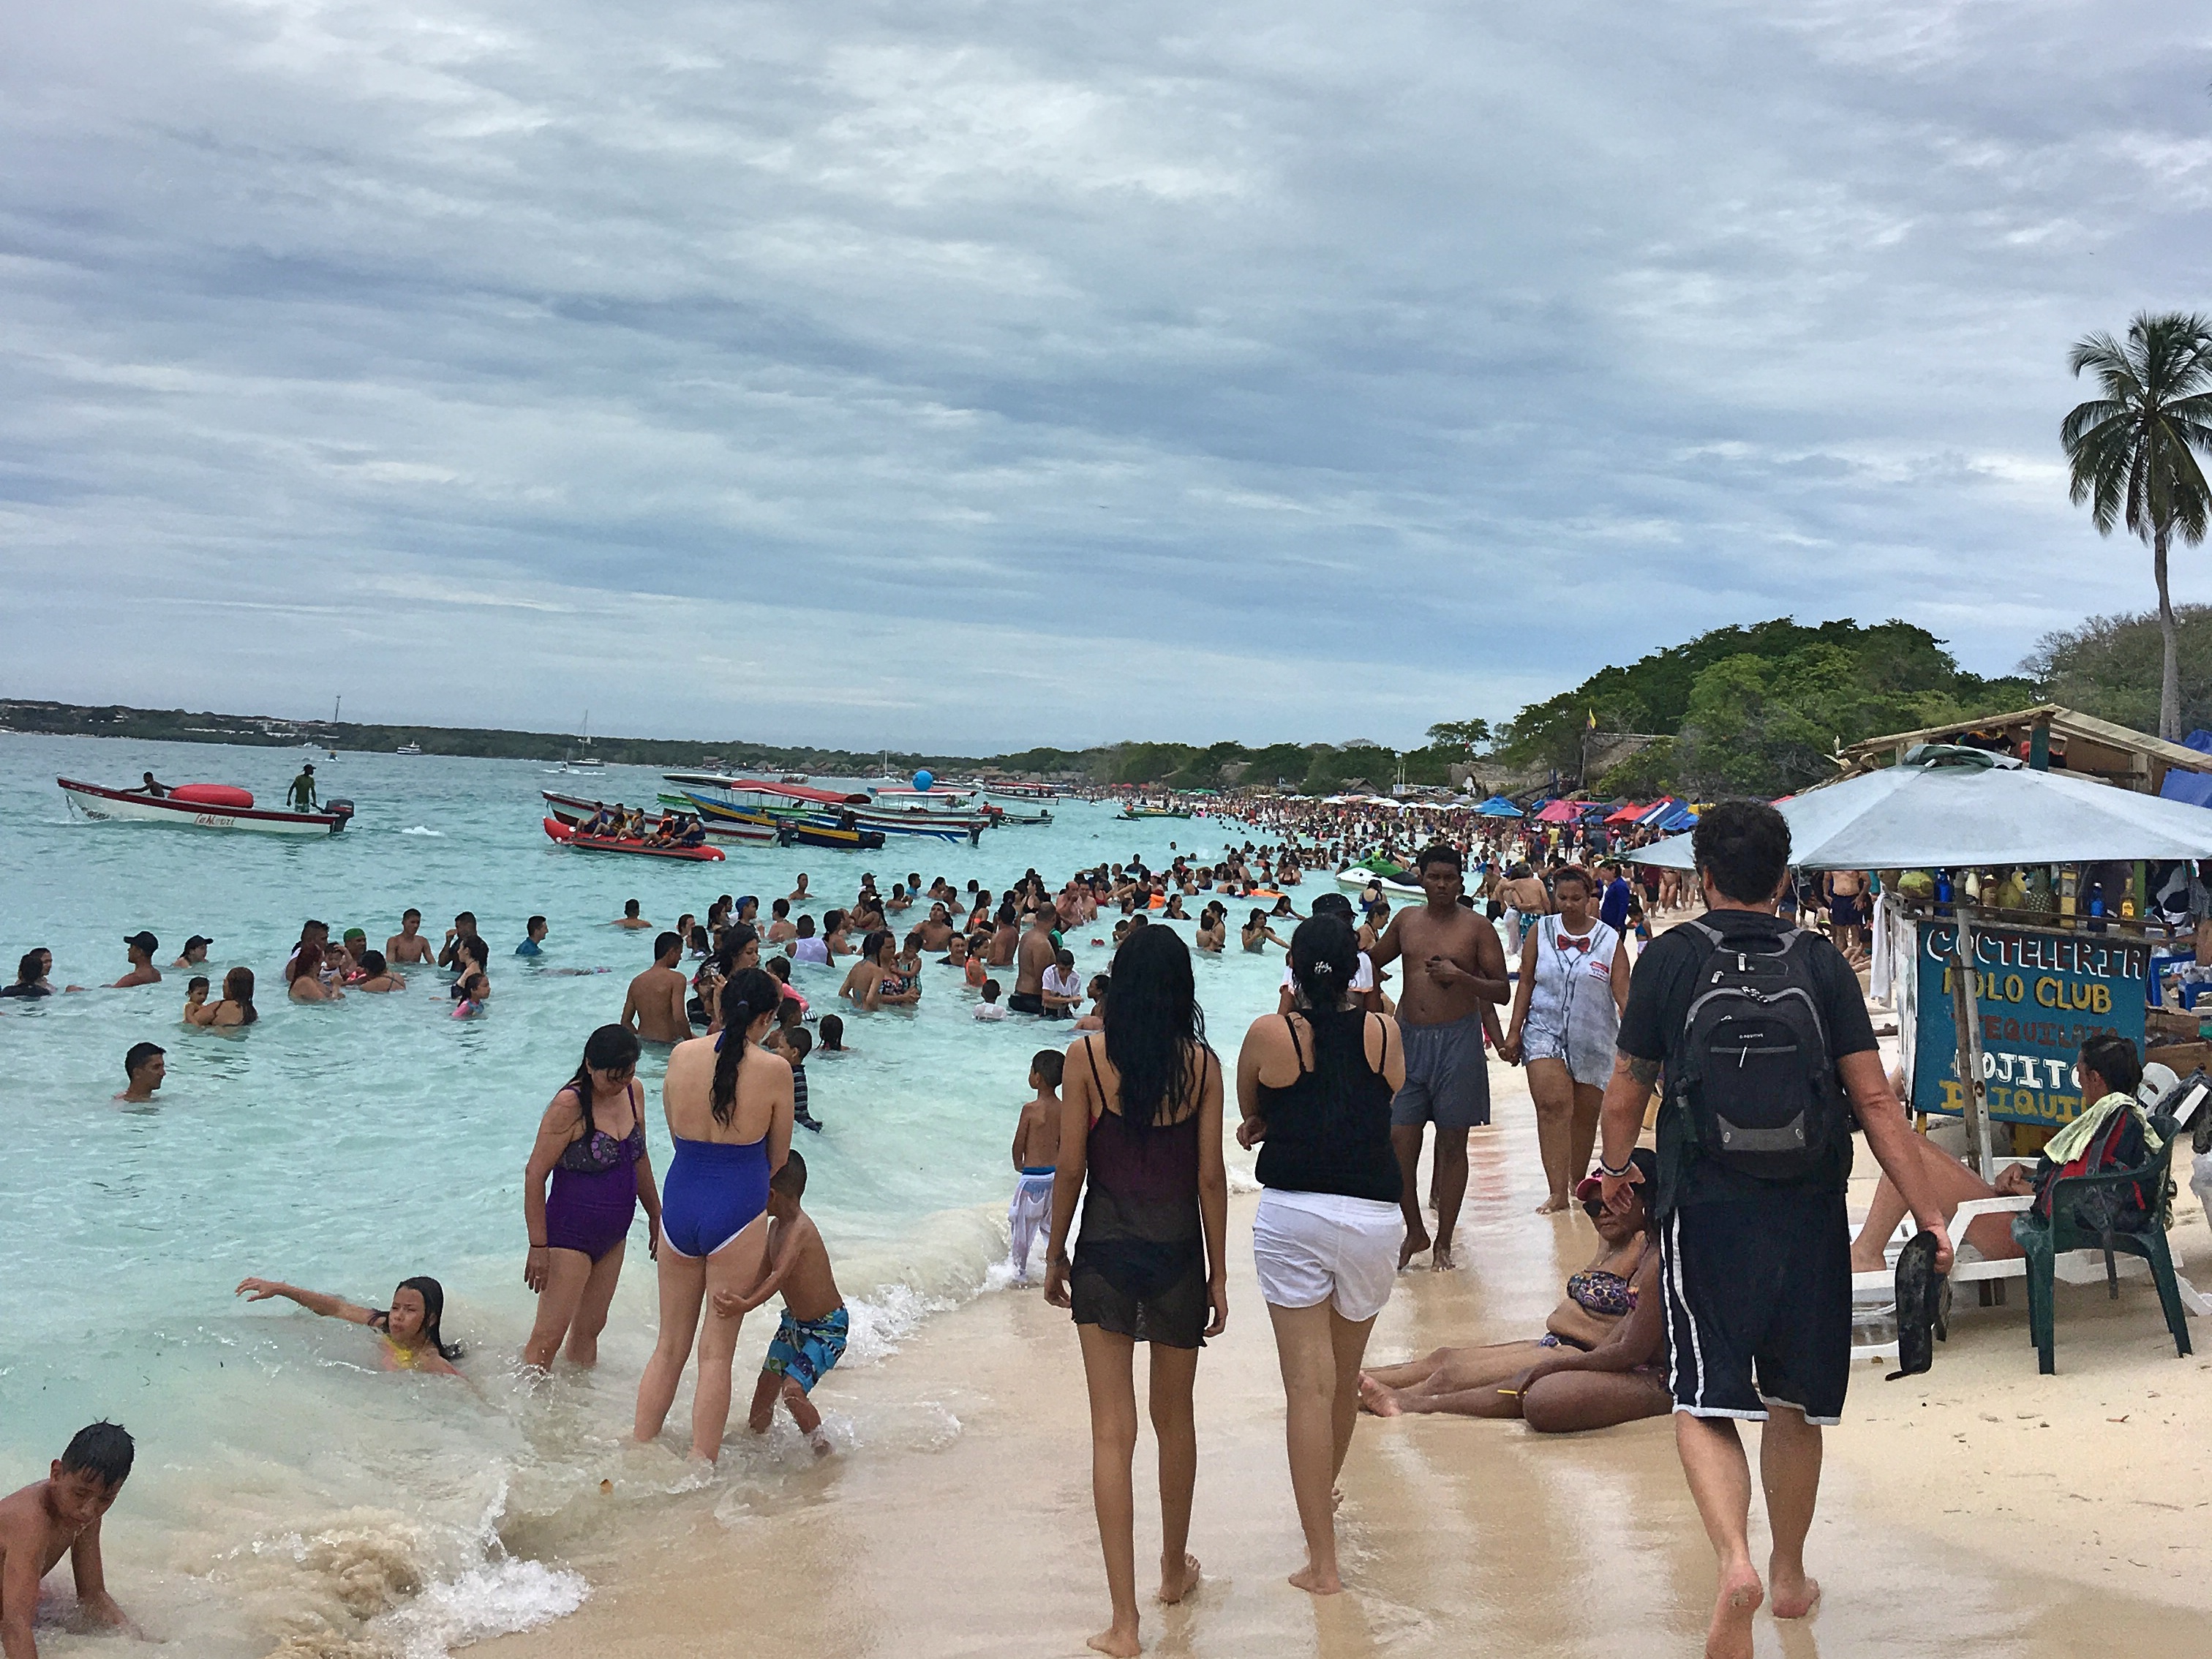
[
  {"x1": 233, "y1": 1274, "x2": 464, "y2": 1374},
  {"x1": 187, "y1": 966, "x2": 258, "y2": 1026},
  {"x1": 1357, "y1": 1148, "x2": 1669, "y2": 1432}
]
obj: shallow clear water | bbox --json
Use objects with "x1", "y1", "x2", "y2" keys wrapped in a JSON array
[{"x1": 0, "y1": 734, "x2": 1290, "y2": 1656}]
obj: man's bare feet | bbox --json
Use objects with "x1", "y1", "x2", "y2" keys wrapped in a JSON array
[
  {"x1": 1289, "y1": 1559, "x2": 1344, "y2": 1595},
  {"x1": 1158, "y1": 1552, "x2": 1202, "y2": 1604},
  {"x1": 1430, "y1": 1244, "x2": 1455, "y2": 1271},
  {"x1": 1535, "y1": 1195, "x2": 1568, "y2": 1215},
  {"x1": 1088, "y1": 1624, "x2": 1140, "y2": 1658},
  {"x1": 1357, "y1": 1374, "x2": 1402, "y2": 1417},
  {"x1": 1399, "y1": 1224, "x2": 1432, "y2": 1269},
  {"x1": 1769, "y1": 1559, "x2": 1820, "y2": 1620},
  {"x1": 1705, "y1": 1561, "x2": 1764, "y2": 1659}
]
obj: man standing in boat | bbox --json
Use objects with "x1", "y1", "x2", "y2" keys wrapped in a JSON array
[{"x1": 287, "y1": 763, "x2": 317, "y2": 813}]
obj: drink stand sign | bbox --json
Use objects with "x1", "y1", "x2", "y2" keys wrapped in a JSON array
[{"x1": 1911, "y1": 920, "x2": 2146, "y2": 1126}]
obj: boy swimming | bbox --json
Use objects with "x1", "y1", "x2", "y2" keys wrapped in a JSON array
[
  {"x1": 1007, "y1": 1050, "x2": 1064, "y2": 1283},
  {"x1": 712, "y1": 1154, "x2": 847, "y2": 1455},
  {"x1": 0, "y1": 1421, "x2": 136, "y2": 1656}
]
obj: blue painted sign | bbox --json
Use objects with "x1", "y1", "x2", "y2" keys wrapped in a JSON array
[{"x1": 1911, "y1": 921, "x2": 2147, "y2": 1126}]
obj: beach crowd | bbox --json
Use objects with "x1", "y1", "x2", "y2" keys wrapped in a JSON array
[{"x1": 12, "y1": 789, "x2": 2140, "y2": 1659}]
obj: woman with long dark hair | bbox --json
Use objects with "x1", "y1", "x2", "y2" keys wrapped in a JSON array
[
  {"x1": 1042, "y1": 927, "x2": 1227, "y2": 1658},
  {"x1": 522, "y1": 1024, "x2": 661, "y2": 1369},
  {"x1": 187, "y1": 966, "x2": 257, "y2": 1026},
  {"x1": 633, "y1": 967, "x2": 793, "y2": 1462},
  {"x1": 1235, "y1": 916, "x2": 1405, "y2": 1595}
]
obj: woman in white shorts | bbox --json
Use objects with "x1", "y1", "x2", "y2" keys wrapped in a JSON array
[
  {"x1": 1501, "y1": 866, "x2": 1628, "y2": 1214},
  {"x1": 1235, "y1": 916, "x2": 1406, "y2": 1596}
]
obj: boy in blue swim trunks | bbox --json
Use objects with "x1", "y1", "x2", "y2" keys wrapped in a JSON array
[{"x1": 715, "y1": 1151, "x2": 848, "y2": 1454}]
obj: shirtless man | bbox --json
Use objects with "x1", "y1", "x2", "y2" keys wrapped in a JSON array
[
  {"x1": 763, "y1": 899, "x2": 797, "y2": 946},
  {"x1": 1367, "y1": 844, "x2": 1509, "y2": 1270},
  {"x1": 0, "y1": 1422, "x2": 135, "y2": 1658},
  {"x1": 1824, "y1": 869, "x2": 1870, "y2": 958},
  {"x1": 787, "y1": 875, "x2": 810, "y2": 906},
  {"x1": 108, "y1": 934, "x2": 161, "y2": 990},
  {"x1": 622, "y1": 933, "x2": 692, "y2": 1045},
  {"x1": 985, "y1": 908, "x2": 1020, "y2": 968},
  {"x1": 115, "y1": 1044, "x2": 165, "y2": 1105},
  {"x1": 1008, "y1": 904, "x2": 1058, "y2": 1015},
  {"x1": 917, "y1": 904, "x2": 955, "y2": 952},
  {"x1": 385, "y1": 909, "x2": 434, "y2": 966},
  {"x1": 613, "y1": 900, "x2": 653, "y2": 930},
  {"x1": 1007, "y1": 1049, "x2": 1065, "y2": 1282}
]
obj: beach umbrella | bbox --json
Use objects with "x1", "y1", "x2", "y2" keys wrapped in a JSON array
[
  {"x1": 1603, "y1": 800, "x2": 1650, "y2": 825},
  {"x1": 1627, "y1": 745, "x2": 2212, "y2": 871}
]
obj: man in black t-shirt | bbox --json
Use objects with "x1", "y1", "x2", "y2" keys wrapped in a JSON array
[{"x1": 1597, "y1": 801, "x2": 1952, "y2": 1659}]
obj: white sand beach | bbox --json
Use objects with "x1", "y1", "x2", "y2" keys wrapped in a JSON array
[{"x1": 478, "y1": 1062, "x2": 2212, "y2": 1658}]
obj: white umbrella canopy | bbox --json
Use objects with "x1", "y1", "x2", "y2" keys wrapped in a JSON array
[{"x1": 1625, "y1": 745, "x2": 2212, "y2": 873}]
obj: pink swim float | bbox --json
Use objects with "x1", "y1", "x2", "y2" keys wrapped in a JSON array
[{"x1": 170, "y1": 783, "x2": 255, "y2": 809}]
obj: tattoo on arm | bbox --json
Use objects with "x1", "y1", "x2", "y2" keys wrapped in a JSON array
[{"x1": 1625, "y1": 1055, "x2": 1660, "y2": 1086}]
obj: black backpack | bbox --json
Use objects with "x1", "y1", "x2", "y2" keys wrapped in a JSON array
[{"x1": 1671, "y1": 921, "x2": 1851, "y2": 1182}]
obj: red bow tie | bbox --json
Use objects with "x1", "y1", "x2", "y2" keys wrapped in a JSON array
[{"x1": 1560, "y1": 933, "x2": 1592, "y2": 952}]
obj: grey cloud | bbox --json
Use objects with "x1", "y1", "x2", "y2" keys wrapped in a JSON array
[{"x1": 2, "y1": 1, "x2": 2208, "y2": 748}]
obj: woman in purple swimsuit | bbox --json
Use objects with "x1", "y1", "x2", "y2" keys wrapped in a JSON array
[{"x1": 522, "y1": 1025, "x2": 661, "y2": 1370}]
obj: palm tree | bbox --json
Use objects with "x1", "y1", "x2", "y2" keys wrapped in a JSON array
[{"x1": 2061, "y1": 312, "x2": 2212, "y2": 740}]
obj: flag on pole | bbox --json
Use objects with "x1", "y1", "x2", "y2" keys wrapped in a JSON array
[{"x1": 1586, "y1": 709, "x2": 1597, "y2": 730}]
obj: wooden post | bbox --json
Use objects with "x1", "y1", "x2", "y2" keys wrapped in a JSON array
[{"x1": 1949, "y1": 907, "x2": 1998, "y2": 1180}]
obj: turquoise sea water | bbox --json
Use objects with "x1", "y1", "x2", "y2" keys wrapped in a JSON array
[{"x1": 0, "y1": 734, "x2": 1292, "y2": 1658}]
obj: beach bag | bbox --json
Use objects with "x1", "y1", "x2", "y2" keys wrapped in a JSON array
[
  {"x1": 1671, "y1": 922, "x2": 1848, "y2": 1182},
  {"x1": 2031, "y1": 1108, "x2": 2151, "y2": 1233}
]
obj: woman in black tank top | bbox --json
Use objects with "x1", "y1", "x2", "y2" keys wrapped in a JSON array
[
  {"x1": 1042, "y1": 928, "x2": 1226, "y2": 1657},
  {"x1": 1234, "y1": 917, "x2": 1405, "y2": 1597}
]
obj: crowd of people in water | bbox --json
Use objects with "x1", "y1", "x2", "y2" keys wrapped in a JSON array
[{"x1": 12, "y1": 792, "x2": 1999, "y2": 1659}]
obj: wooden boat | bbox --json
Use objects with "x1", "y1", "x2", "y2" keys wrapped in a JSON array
[
  {"x1": 547, "y1": 790, "x2": 774, "y2": 845},
  {"x1": 774, "y1": 819, "x2": 887, "y2": 851},
  {"x1": 59, "y1": 777, "x2": 353, "y2": 837},
  {"x1": 665, "y1": 775, "x2": 980, "y2": 843},
  {"x1": 542, "y1": 819, "x2": 725, "y2": 860}
]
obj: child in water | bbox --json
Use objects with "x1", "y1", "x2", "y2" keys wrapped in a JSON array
[
  {"x1": 713, "y1": 1154, "x2": 847, "y2": 1455},
  {"x1": 184, "y1": 976, "x2": 210, "y2": 1019},
  {"x1": 1007, "y1": 1050, "x2": 1064, "y2": 1283},
  {"x1": 816, "y1": 1013, "x2": 849, "y2": 1054},
  {"x1": 0, "y1": 1421, "x2": 137, "y2": 1652},
  {"x1": 233, "y1": 1275, "x2": 464, "y2": 1374}
]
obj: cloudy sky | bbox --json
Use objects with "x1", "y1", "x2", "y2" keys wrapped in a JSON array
[{"x1": 4, "y1": 1, "x2": 2209, "y2": 750}]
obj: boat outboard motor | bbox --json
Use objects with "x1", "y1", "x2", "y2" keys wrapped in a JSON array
[
  {"x1": 776, "y1": 820, "x2": 798, "y2": 848},
  {"x1": 326, "y1": 798, "x2": 356, "y2": 831}
]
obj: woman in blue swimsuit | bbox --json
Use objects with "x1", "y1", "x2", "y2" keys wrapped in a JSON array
[{"x1": 633, "y1": 966, "x2": 794, "y2": 1463}]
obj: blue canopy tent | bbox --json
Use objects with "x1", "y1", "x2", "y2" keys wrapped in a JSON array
[{"x1": 1474, "y1": 795, "x2": 1524, "y2": 818}]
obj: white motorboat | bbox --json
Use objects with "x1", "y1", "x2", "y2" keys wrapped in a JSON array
[{"x1": 59, "y1": 778, "x2": 354, "y2": 837}]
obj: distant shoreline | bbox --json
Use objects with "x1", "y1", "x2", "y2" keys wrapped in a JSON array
[{"x1": 0, "y1": 698, "x2": 1042, "y2": 778}]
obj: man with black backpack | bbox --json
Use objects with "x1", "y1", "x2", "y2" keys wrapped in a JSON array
[{"x1": 1595, "y1": 801, "x2": 1953, "y2": 1659}]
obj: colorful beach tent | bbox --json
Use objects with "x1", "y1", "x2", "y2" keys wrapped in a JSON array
[
  {"x1": 1474, "y1": 796, "x2": 1524, "y2": 818},
  {"x1": 1532, "y1": 799, "x2": 1581, "y2": 824},
  {"x1": 1603, "y1": 801, "x2": 1650, "y2": 825},
  {"x1": 1627, "y1": 745, "x2": 2212, "y2": 872},
  {"x1": 1634, "y1": 797, "x2": 1680, "y2": 827}
]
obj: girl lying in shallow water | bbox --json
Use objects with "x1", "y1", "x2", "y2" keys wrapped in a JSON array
[
  {"x1": 1357, "y1": 1147, "x2": 1669, "y2": 1432},
  {"x1": 233, "y1": 1275, "x2": 464, "y2": 1374}
]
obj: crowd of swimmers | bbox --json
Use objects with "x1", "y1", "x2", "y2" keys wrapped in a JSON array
[{"x1": 10, "y1": 802, "x2": 1976, "y2": 1659}]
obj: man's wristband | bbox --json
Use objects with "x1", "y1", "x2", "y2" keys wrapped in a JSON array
[{"x1": 1596, "y1": 1154, "x2": 1633, "y2": 1180}]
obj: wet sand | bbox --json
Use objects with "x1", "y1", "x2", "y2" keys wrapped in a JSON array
[{"x1": 478, "y1": 1062, "x2": 2212, "y2": 1658}]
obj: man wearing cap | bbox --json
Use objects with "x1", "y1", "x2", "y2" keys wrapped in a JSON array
[
  {"x1": 116, "y1": 1042, "x2": 166, "y2": 1103},
  {"x1": 171, "y1": 936, "x2": 214, "y2": 969},
  {"x1": 109, "y1": 934, "x2": 162, "y2": 989},
  {"x1": 287, "y1": 763, "x2": 317, "y2": 813},
  {"x1": 1595, "y1": 800, "x2": 1953, "y2": 1659}
]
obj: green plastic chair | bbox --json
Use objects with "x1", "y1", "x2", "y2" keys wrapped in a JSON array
[{"x1": 2011, "y1": 1112, "x2": 2193, "y2": 1375}]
